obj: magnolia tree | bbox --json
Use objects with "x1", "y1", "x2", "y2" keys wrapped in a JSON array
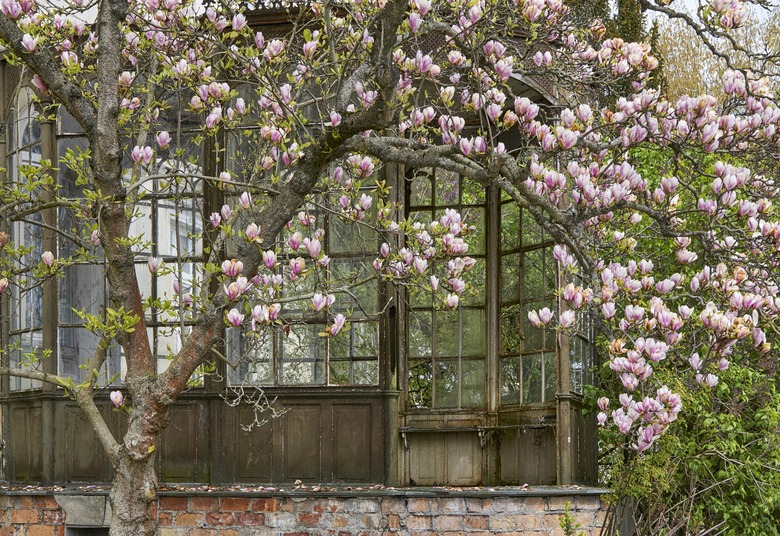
[{"x1": 0, "y1": 0, "x2": 779, "y2": 534}]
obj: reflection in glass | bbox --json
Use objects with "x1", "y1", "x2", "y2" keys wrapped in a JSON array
[
  {"x1": 280, "y1": 324, "x2": 326, "y2": 384},
  {"x1": 461, "y1": 359, "x2": 485, "y2": 407},
  {"x1": 408, "y1": 359, "x2": 432, "y2": 408},
  {"x1": 500, "y1": 356, "x2": 520, "y2": 403},
  {"x1": 434, "y1": 360, "x2": 459, "y2": 407},
  {"x1": 522, "y1": 353, "x2": 543, "y2": 404}
]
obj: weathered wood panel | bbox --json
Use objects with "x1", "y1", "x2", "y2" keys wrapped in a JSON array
[
  {"x1": 4, "y1": 392, "x2": 390, "y2": 486},
  {"x1": 408, "y1": 432, "x2": 482, "y2": 486},
  {"x1": 499, "y1": 426, "x2": 556, "y2": 485},
  {"x1": 332, "y1": 404, "x2": 372, "y2": 482},
  {"x1": 235, "y1": 406, "x2": 274, "y2": 481},
  {"x1": 159, "y1": 404, "x2": 202, "y2": 481},
  {"x1": 9, "y1": 405, "x2": 42, "y2": 481},
  {"x1": 65, "y1": 404, "x2": 111, "y2": 481},
  {"x1": 282, "y1": 405, "x2": 321, "y2": 482}
]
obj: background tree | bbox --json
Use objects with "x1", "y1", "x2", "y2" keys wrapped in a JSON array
[{"x1": 0, "y1": 0, "x2": 779, "y2": 535}]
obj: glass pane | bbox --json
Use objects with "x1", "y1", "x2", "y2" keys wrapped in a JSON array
[
  {"x1": 434, "y1": 360, "x2": 459, "y2": 408},
  {"x1": 330, "y1": 215, "x2": 377, "y2": 254},
  {"x1": 462, "y1": 359, "x2": 485, "y2": 408},
  {"x1": 331, "y1": 321, "x2": 378, "y2": 358},
  {"x1": 58, "y1": 327, "x2": 117, "y2": 385},
  {"x1": 331, "y1": 259, "x2": 378, "y2": 318},
  {"x1": 500, "y1": 356, "x2": 520, "y2": 404},
  {"x1": 501, "y1": 203, "x2": 520, "y2": 251},
  {"x1": 523, "y1": 302, "x2": 545, "y2": 351},
  {"x1": 434, "y1": 310, "x2": 459, "y2": 357},
  {"x1": 128, "y1": 200, "x2": 154, "y2": 254},
  {"x1": 435, "y1": 169, "x2": 459, "y2": 206},
  {"x1": 409, "y1": 285, "x2": 433, "y2": 308},
  {"x1": 522, "y1": 353, "x2": 543, "y2": 404},
  {"x1": 353, "y1": 359, "x2": 379, "y2": 385},
  {"x1": 161, "y1": 199, "x2": 204, "y2": 257},
  {"x1": 226, "y1": 328, "x2": 274, "y2": 385},
  {"x1": 462, "y1": 207, "x2": 485, "y2": 255},
  {"x1": 501, "y1": 253, "x2": 522, "y2": 302},
  {"x1": 408, "y1": 311, "x2": 432, "y2": 357},
  {"x1": 284, "y1": 261, "x2": 317, "y2": 311},
  {"x1": 461, "y1": 177, "x2": 485, "y2": 205},
  {"x1": 408, "y1": 359, "x2": 432, "y2": 408},
  {"x1": 523, "y1": 249, "x2": 544, "y2": 299},
  {"x1": 544, "y1": 352, "x2": 557, "y2": 402},
  {"x1": 329, "y1": 361, "x2": 351, "y2": 386},
  {"x1": 409, "y1": 209, "x2": 432, "y2": 228},
  {"x1": 9, "y1": 331, "x2": 43, "y2": 390},
  {"x1": 410, "y1": 170, "x2": 433, "y2": 207},
  {"x1": 462, "y1": 261, "x2": 485, "y2": 306},
  {"x1": 522, "y1": 209, "x2": 543, "y2": 246},
  {"x1": 280, "y1": 324, "x2": 326, "y2": 384},
  {"x1": 500, "y1": 304, "x2": 522, "y2": 355},
  {"x1": 460, "y1": 309, "x2": 485, "y2": 357},
  {"x1": 245, "y1": 344, "x2": 274, "y2": 385}
]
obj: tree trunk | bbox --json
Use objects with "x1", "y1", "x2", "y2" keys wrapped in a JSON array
[{"x1": 108, "y1": 431, "x2": 159, "y2": 536}]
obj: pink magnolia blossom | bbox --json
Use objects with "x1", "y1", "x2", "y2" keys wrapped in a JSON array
[
  {"x1": 21, "y1": 33, "x2": 37, "y2": 52},
  {"x1": 110, "y1": 391, "x2": 124, "y2": 409},
  {"x1": 226, "y1": 308, "x2": 244, "y2": 327},
  {"x1": 147, "y1": 257, "x2": 163, "y2": 274}
]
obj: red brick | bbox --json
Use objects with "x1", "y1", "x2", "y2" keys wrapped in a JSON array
[
  {"x1": 11, "y1": 509, "x2": 40, "y2": 524},
  {"x1": 386, "y1": 514, "x2": 401, "y2": 528},
  {"x1": 17, "y1": 497, "x2": 33, "y2": 508},
  {"x1": 406, "y1": 515, "x2": 431, "y2": 529},
  {"x1": 190, "y1": 497, "x2": 219, "y2": 512},
  {"x1": 159, "y1": 496, "x2": 188, "y2": 511},
  {"x1": 0, "y1": 496, "x2": 12, "y2": 507},
  {"x1": 465, "y1": 515, "x2": 489, "y2": 529},
  {"x1": 27, "y1": 527, "x2": 56, "y2": 536},
  {"x1": 250, "y1": 498, "x2": 280, "y2": 512},
  {"x1": 298, "y1": 512, "x2": 321, "y2": 526},
  {"x1": 205, "y1": 512, "x2": 235, "y2": 526},
  {"x1": 220, "y1": 497, "x2": 250, "y2": 511},
  {"x1": 33, "y1": 497, "x2": 59, "y2": 509},
  {"x1": 157, "y1": 512, "x2": 173, "y2": 526},
  {"x1": 42, "y1": 510, "x2": 65, "y2": 524},
  {"x1": 236, "y1": 512, "x2": 265, "y2": 526},
  {"x1": 0, "y1": 527, "x2": 14, "y2": 536},
  {"x1": 434, "y1": 515, "x2": 461, "y2": 530},
  {"x1": 407, "y1": 498, "x2": 430, "y2": 512},
  {"x1": 189, "y1": 530, "x2": 217, "y2": 536},
  {"x1": 175, "y1": 512, "x2": 204, "y2": 526}
]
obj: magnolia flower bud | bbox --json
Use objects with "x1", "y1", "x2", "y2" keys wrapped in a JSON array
[{"x1": 110, "y1": 391, "x2": 124, "y2": 408}]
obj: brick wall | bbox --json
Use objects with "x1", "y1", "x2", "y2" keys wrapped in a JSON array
[
  {"x1": 0, "y1": 495, "x2": 64, "y2": 536},
  {"x1": 0, "y1": 490, "x2": 607, "y2": 535}
]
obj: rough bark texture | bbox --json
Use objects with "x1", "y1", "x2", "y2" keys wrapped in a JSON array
[{"x1": 108, "y1": 434, "x2": 158, "y2": 536}]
